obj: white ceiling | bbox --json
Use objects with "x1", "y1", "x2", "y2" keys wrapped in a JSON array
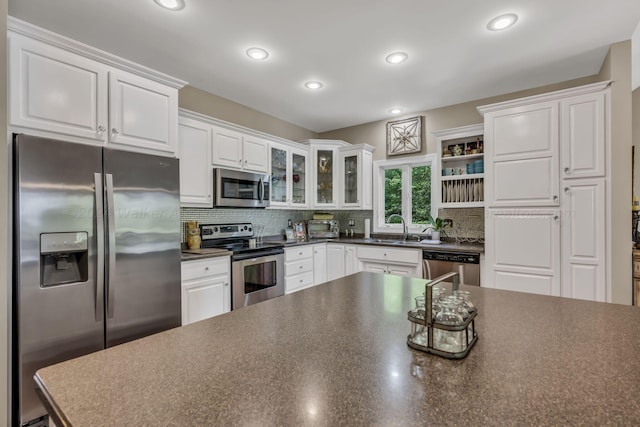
[{"x1": 8, "y1": 0, "x2": 640, "y2": 133}]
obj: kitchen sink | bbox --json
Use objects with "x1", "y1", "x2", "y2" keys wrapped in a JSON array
[{"x1": 362, "y1": 238, "x2": 411, "y2": 245}]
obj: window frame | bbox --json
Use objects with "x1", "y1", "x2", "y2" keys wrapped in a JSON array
[{"x1": 372, "y1": 154, "x2": 438, "y2": 235}]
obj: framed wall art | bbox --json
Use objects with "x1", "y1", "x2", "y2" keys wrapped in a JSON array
[{"x1": 386, "y1": 115, "x2": 423, "y2": 156}]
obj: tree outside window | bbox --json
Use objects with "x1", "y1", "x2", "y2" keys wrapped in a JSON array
[{"x1": 377, "y1": 155, "x2": 435, "y2": 231}]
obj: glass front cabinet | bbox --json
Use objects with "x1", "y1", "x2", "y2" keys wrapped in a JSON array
[
  {"x1": 303, "y1": 139, "x2": 374, "y2": 210},
  {"x1": 340, "y1": 145, "x2": 374, "y2": 209},
  {"x1": 269, "y1": 142, "x2": 309, "y2": 208}
]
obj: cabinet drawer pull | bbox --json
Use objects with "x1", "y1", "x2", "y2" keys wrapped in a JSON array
[
  {"x1": 299, "y1": 279, "x2": 303, "y2": 283},
  {"x1": 204, "y1": 267, "x2": 209, "y2": 271},
  {"x1": 299, "y1": 265, "x2": 304, "y2": 269}
]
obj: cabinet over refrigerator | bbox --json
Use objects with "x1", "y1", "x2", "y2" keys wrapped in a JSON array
[{"x1": 12, "y1": 134, "x2": 182, "y2": 426}]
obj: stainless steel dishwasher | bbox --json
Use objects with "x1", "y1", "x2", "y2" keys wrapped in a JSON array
[{"x1": 422, "y1": 250, "x2": 481, "y2": 286}]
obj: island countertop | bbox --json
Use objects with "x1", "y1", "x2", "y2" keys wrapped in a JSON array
[{"x1": 35, "y1": 272, "x2": 640, "y2": 426}]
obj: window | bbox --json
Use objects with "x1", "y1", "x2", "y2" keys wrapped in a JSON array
[{"x1": 373, "y1": 154, "x2": 437, "y2": 234}]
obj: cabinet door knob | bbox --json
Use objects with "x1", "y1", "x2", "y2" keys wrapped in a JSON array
[
  {"x1": 299, "y1": 279, "x2": 303, "y2": 283},
  {"x1": 224, "y1": 282, "x2": 229, "y2": 287},
  {"x1": 564, "y1": 167, "x2": 570, "y2": 174},
  {"x1": 299, "y1": 265, "x2": 303, "y2": 269},
  {"x1": 299, "y1": 252, "x2": 303, "y2": 255},
  {"x1": 554, "y1": 215, "x2": 559, "y2": 221},
  {"x1": 111, "y1": 128, "x2": 119, "y2": 136},
  {"x1": 245, "y1": 159, "x2": 248, "y2": 163},
  {"x1": 564, "y1": 187, "x2": 569, "y2": 193},
  {"x1": 238, "y1": 159, "x2": 242, "y2": 163},
  {"x1": 553, "y1": 195, "x2": 558, "y2": 201},
  {"x1": 204, "y1": 267, "x2": 209, "y2": 271},
  {"x1": 97, "y1": 125, "x2": 106, "y2": 136}
]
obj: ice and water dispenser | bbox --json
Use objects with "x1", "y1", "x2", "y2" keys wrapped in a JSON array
[{"x1": 40, "y1": 232, "x2": 89, "y2": 286}]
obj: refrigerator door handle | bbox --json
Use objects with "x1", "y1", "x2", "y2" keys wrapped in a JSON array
[
  {"x1": 105, "y1": 173, "x2": 116, "y2": 319},
  {"x1": 94, "y1": 173, "x2": 105, "y2": 322}
]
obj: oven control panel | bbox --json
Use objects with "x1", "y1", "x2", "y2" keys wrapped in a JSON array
[{"x1": 200, "y1": 223, "x2": 253, "y2": 240}]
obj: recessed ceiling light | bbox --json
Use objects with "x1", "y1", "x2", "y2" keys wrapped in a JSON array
[
  {"x1": 153, "y1": 0, "x2": 185, "y2": 11},
  {"x1": 305, "y1": 81, "x2": 323, "y2": 90},
  {"x1": 389, "y1": 108, "x2": 403, "y2": 114},
  {"x1": 487, "y1": 13, "x2": 518, "y2": 31},
  {"x1": 385, "y1": 52, "x2": 408, "y2": 64},
  {"x1": 246, "y1": 47, "x2": 269, "y2": 60}
]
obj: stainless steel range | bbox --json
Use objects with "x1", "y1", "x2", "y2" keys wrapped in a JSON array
[{"x1": 200, "y1": 223, "x2": 284, "y2": 310}]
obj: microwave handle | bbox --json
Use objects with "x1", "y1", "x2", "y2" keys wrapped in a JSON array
[{"x1": 259, "y1": 177, "x2": 265, "y2": 203}]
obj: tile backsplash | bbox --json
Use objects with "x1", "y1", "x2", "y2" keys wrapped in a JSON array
[
  {"x1": 180, "y1": 208, "x2": 373, "y2": 242},
  {"x1": 181, "y1": 207, "x2": 484, "y2": 242},
  {"x1": 437, "y1": 208, "x2": 485, "y2": 240}
]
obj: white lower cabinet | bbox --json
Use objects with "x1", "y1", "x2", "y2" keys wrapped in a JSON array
[
  {"x1": 485, "y1": 209, "x2": 561, "y2": 296},
  {"x1": 561, "y1": 180, "x2": 605, "y2": 301},
  {"x1": 313, "y1": 244, "x2": 327, "y2": 285},
  {"x1": 344, "y1": 245, "x2": 359, "y2": 276},
  {"x1": 285, "y1": 245, "x2": 315, "y2": 294},
  {"x1": 326, "y1": 244, "x2": 346, "y2": 281},
  {"x1": 181, "y1": 257, "x2": 231, "y2": 326},
  {"x1": 356, "y1": 246, "x2": 422, "y2": 278}
]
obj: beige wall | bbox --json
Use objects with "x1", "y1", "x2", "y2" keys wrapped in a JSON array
[
  {"x1": 179, "y1": 86, "x2": 318, "y2": 142},
  {"x1": 320, "y1": 75, "x2": 599, "y2": 161},
  {"x1": 2, "y1": 0, "x2": 9, "y2": 423},
  {"x1": 598, "y1": 41, "x2": 633, "y2": 305},
  {"x1": 633, "y1": 87, "x2": 640, "y2": 196}
]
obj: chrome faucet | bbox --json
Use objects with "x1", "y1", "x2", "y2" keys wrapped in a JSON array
[{"x1": 386, "y1": 214, "x2": 408, "y2": 241}]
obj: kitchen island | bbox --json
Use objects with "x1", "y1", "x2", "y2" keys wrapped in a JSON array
[{"x1": 35, "y1": 272, "x2": 640, "y2": 426}]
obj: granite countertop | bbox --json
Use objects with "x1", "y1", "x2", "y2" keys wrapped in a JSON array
[
  {"x1": 180, "y1": 248, "x2": 231, "y2": 261},
  {"x1": 35, "y1": 272, "x2": 640, "y2": 426},
  {"x1": 274, "y1": 236, "x2": 485, "y2": 253}
]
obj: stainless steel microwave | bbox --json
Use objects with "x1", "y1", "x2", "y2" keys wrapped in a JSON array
[
  {"x1": 213, "y1": 168, "x2": 270, "y2": 208},
  {"x1": 307, "y1": 220, "x2": 340, "y2": 238}
]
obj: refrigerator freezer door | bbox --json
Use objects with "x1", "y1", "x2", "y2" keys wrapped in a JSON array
[
  {"x1": 103, "y1": 149, "x2": 181, "y2": 347},
  {"x1": 14, "y1": 135, "x2": 105, "y2": 424}
]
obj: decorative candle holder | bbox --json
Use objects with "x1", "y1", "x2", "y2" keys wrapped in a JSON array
[{"x1": 407, "y1": 272, "x2": 478, "y2": 359}]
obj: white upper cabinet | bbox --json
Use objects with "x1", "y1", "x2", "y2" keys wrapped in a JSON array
[
  {"x1": 211, "y1": 125, "x2": 268, "y2": 173},
  {"x1": 8, "y1": 19, "x2": 185, "y2": 157},
  {"x1": 108, "y1": 71, "x2": 177, "y2": 154},
  {"x1": 243, "y1": 135, "x2": 270, "y2": 173},
  {"x1": 269, "y1": 143, "x2": 309, "y2": 209},
  {"x1": 561, "y1": 92, "x2": 606, "y2": 179},
  {"x1": 178, "y1": 116, "x2": 213, "y2": 207},
  {"x1": 483, "y1": 100, "x2": 559, "y2": 207},
  {"x1": 212, "y1": 126, "x2": 244, "y2": 168},
  {"x1": 9, "y1": 32, "x2": 108, "y2": 141},
  {"x1": 339, "y1": 145, "x2": 374, "y2": 209},
  {"x1": 301, "y1": 139, "x2": 375, "y2": 210}
]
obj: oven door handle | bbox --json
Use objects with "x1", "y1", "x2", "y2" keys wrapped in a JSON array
[{"x1": 232, "y1": 249, "x2": 284, "y2": 262}]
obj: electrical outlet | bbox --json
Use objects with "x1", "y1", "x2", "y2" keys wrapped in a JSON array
[{"x1": 348, "y1": 218, "x2": 355, "y2": 226}]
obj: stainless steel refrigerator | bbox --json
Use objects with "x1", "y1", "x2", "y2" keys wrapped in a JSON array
[{"x1": 12, "y1": 134, "x2": 182, "y2": 426}]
